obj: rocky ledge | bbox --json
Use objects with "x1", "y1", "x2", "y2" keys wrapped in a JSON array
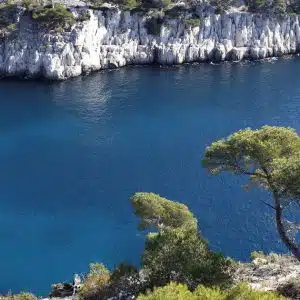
[
  {"x1": 234, "y1": 253, "x2": 300, "y2": 292},
  {"x1": 2, "y1": 5, "x2": 300, "y2": 79}
]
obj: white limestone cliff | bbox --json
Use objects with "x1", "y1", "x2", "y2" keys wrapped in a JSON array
[{"x1": 1, "y1": 8, "x2": 300, "y2": 79}]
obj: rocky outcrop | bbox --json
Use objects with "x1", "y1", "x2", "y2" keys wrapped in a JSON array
[
  {"x1": 234, "y1": 254, "x2": 300, "y2": 292},
  {"x1": 49, "y1": 283, "x2": 74, "y2": 298},
  {"x1": 1, "y1": 7, "x2": 300, "y2": 79}
]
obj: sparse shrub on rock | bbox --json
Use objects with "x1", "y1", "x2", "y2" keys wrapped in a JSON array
[
  {"x1": 0, "y1": 293, "x2": 37, "y2": 300},
  {"x1": 137, "y1": 282, "x2": 286, "y2": 300},
  {"x1": 32, "y1": 4, "x2": 75, "y2": 30},
  {"x1": 184, "y1": 18, "x2": 200, "y2": 28},
  {"x1": 78, "y1": 263, "x2": 110, "y2": 300},
  {"x1": 277, "y1": 277, "x2": 300, "y2": 299}
]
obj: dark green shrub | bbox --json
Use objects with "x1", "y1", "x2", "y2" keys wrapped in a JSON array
[
  {"x1": 277, "y1": 277, "x2": 300, "y2": 298},
  {"x1": 132, "y1": 193, "x2": 233, "y2": 290},
  {"x1": 164, "y1": 5, "x2": 185, "y2": 18},
  {"x1": 22, "y1": 0, "x2": 40, "y2": 11},
  {"x1": 288, "y1": 0, "x2": 300, "y2": 13},
  {"x1": 246, "y1": 0, "x2": 267, "y2": 12},
  {"x1": 110, "y1": 263, "x2": 138, "y2": 281},
  {"x1": 272, "y1": 0, "x2": 286, "y2": 14},
  {"x1": 32, "y1": 4, "x2": 75, "y2": 30},
  {"x1": 138, "y1": 282, "x2": 195, "y2": 300},
  {"x1": 123, "y1": 0, "x2": 139, "y2": 10},
  {"x1": 131, "y1": 192, "x2": 197, "y2": 231},
  {"x1": 0, "y1": 4, "x2": 19, "y2": 27},
  {"x1": 141, "y1": 0, "x2": 171, "y2": 9},
  {"x1": 210, "y1": 0, "x2": 232, "y2": 14},
  {"x1": 184, "y1": 18, "x2": 200, "y2": 28},
  {"x1": 78, "y1": 263, "x2": 110, "y2": 300},
  {"x1": 77, "y1": 10, "x2": 90, "y2": 22}
]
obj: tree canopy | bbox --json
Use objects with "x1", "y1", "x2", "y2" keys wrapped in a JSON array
[
  {"x1": 202, "y1": 126, "x2": 300, "y2": 261},
  {"x1": 131, "y1": 192, "x2": 197, "y2": 232},
  {"x1": 131, "y1": 192, "x2": 233, "y2": 289}
]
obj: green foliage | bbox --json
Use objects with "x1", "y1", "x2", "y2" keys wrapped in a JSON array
[
  {"x1": 138, "y1": 282, "x2": 195, "y2": 300},
  {"x1": 78, "y1": 262, "x2": 143, "y2": 300},
  {"x1": 0, "y1": 4, "x2": 18, "y2": 27},
  {"x1": 110, "y1": 262, "x2": 138, "y2": 281},
  {"x1": 246, "y1": 0, "x2": 267, "y2": 12},
  {"x1": 0, "y1": 293, "x2": 37, "y2": 300},
  {"x1": 164, "y1": 5, "x2": 185, "y2": 18},
  {"x1": 194, "y1": 285, "x2": 225, "y2": 299},
  {"x1": 202, "y1": 125, "x2": 300, "y2": 261},
  {"x1": 78, "y1": 263, "x2": 110, "y2": 300},
  {"x1": 250, "y1": 250, "x2": 265, "y2": 260},
  {"x1": 133, "y1": 192, "x2": 233, "y2": 289},
  {"x1": 273, "y1": 0, "x2": 286, "y2": 14},
  {"x1": 77, "y1": 10, "x2": 90, "y2": 22},
  {"x1": 6, "y1": 22, "x2": 16, "y2": 30},
  {"x1": 137, "y1": 282, "x2": 285, "y2": 300},
  {"x1": 210, "y1": 0, "x2": 232, "y2": 14},
  {"x1": 32, "y1": 4, "x2": 75, "y2": 30},
  {"x1": 142, "y1": 228, "x2": 206, "y2": 286},
  {"x1": 88, "y1": 262, "x2": 110, "y2": 276},
  {"x1": 23, "y1": 0, "x2": 31, "y2": 9},
  {"x1": 22, "y1": 0, "x2": 37, "y2": 11},
  {"x1": 226, "y1": 283, "x2": 285, "y2": 299},
  {"x1": 87, "y1": 0, "x2": 139, "y2": 9},
  {"x1": 140, "y1": 0, "x2": 171, "y2": 9},
  {"x1": 160, "y1": 0, "x2": 171, "y2": 8},
  {"x1": 123, "y1": 0, "x2": 139, "y2": 9},
  {"x1": 277, "y1": 277, "x2": 300, "y2": 298},
  {"x1": 288, "y1": 0, "x2": 300, "y2": 14},
  {"x1": 202, "y1": 126, "x2": 300, "y2": 198},
  {"x1": 131, "y1": 192, "x2": 197, "y2": 231},
  {"x1": 184, "y1": 18, "x2": 200, "y2": 28}
]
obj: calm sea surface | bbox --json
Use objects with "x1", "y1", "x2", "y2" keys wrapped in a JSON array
[{"x1": 1, "y1": 58, "x2": 300, "y2": 294}]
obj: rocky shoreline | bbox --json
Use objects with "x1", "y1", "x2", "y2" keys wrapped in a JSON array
[
  {"x1": 1, "y1": 5, "x2": 300, "y2": 80},
  {"x1": 36, "y1": 254, "x2": 300, "y2": 299}
]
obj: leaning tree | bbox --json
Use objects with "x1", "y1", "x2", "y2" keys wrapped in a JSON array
[{"x1": 202, "y1": 126, "x2": 300, "y2": 261}]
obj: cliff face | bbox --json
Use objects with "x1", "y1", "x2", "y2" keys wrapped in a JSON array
[{"x1": 1, "y1": 8, "x2": 300, "y2": 79}]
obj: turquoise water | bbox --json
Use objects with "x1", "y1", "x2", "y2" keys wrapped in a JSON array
[{"x1": 1, "y1": 58, "x2": 300, "y2": 294}]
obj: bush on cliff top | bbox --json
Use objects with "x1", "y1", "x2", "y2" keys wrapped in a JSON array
[
  {"x1": 77, "y1": 263, "x2": 110, "y2": 300},
  {"x1": 32, "y1": 4, "x2": 75, "y2": 29},
  {"x1": 184, "y1": 18, "x2": 200, "y2": 28},
  {"x1": 137, "y1": 282, "x2": 286, "y2": 300},
  {"x1": 0, "y1": 293, "x2": 37, "y2": 300}
]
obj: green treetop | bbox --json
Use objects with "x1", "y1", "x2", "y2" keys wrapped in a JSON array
[
  {"x1": 202, "y1": 126, "x2": 300, "y2": 261},
  {"x1": 131, "y1": 192, "x2": 197, "y2": 232},
  {"x1": 131, "y1": 192, "x2": 232, "y2": 289}
]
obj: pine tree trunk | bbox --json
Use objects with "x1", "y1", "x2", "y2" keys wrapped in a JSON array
[{"x1": 273, "y1": 193, "x2": 300, "y2": 262}]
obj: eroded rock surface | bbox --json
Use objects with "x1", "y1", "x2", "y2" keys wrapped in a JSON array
[{"x1": 1, "y1": 7, "x2": 300, "y2": 79}]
